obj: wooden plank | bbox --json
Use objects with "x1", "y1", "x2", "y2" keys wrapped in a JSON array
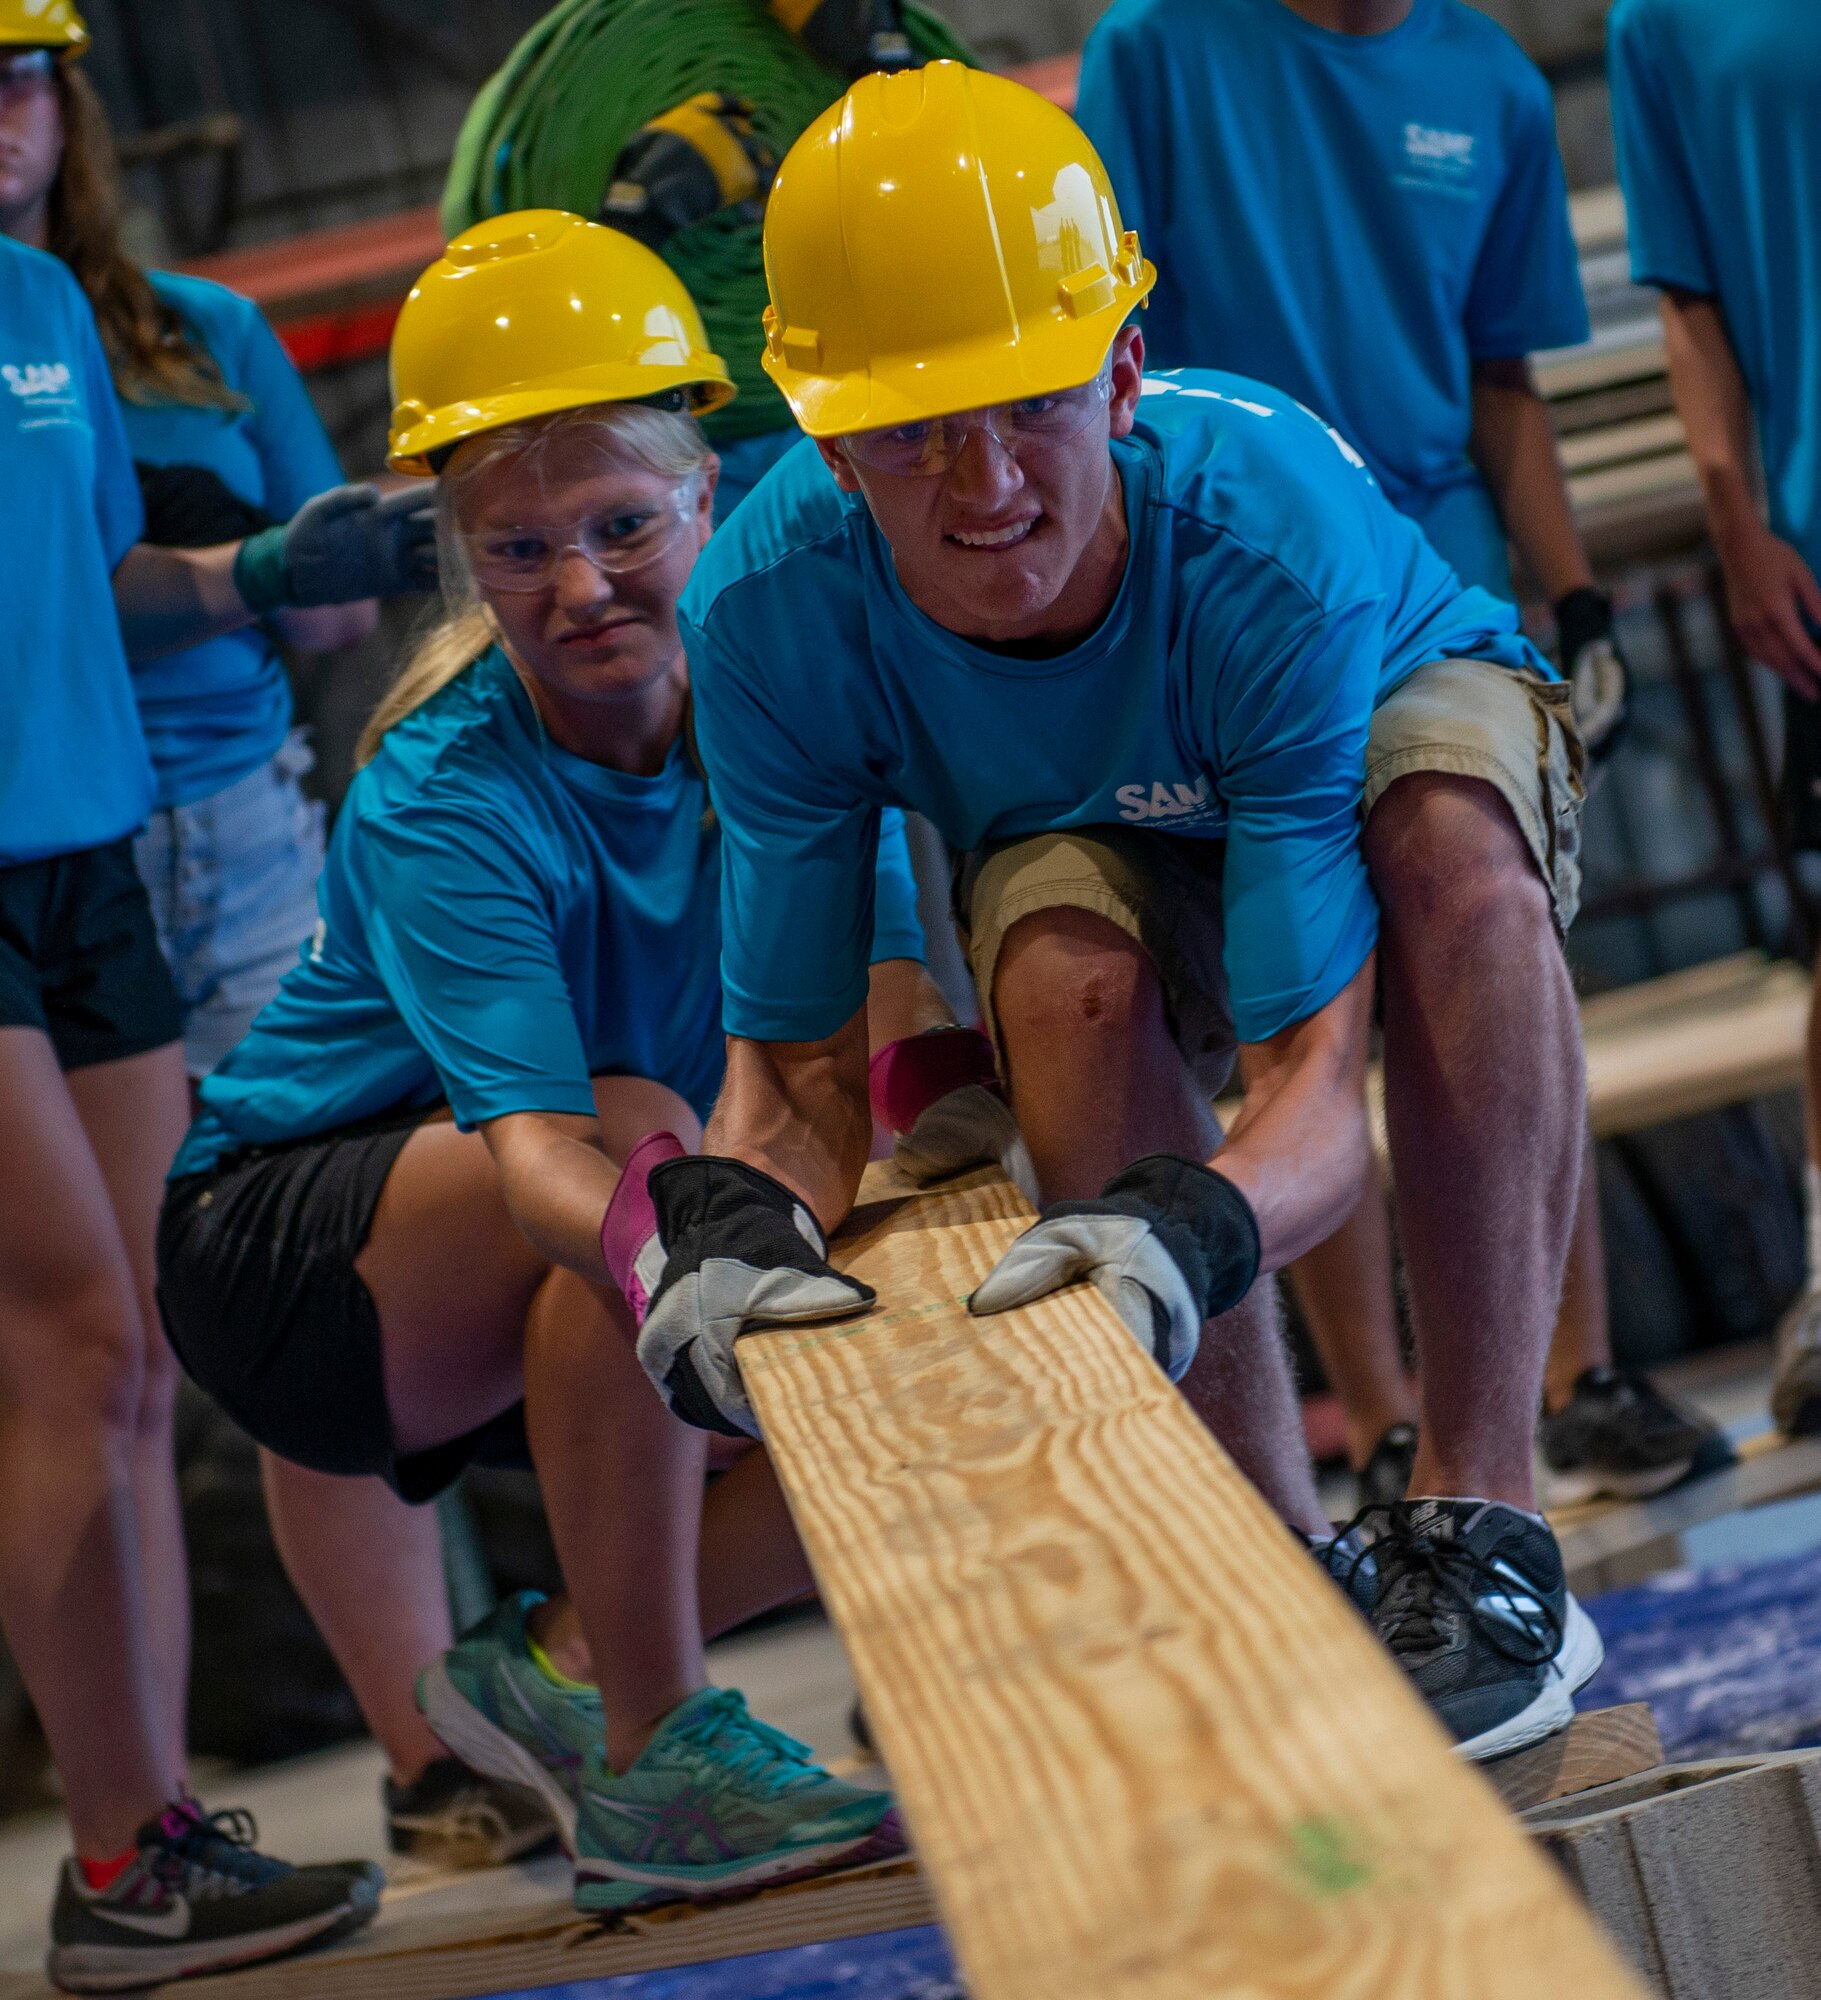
[
  {"x1": 1559, "y1": 412, "x2": 1685, "y2": 475},
  {"x1": 1553, "y1": 1429, "x2": 1821, "y2": 1594},
  {"x1": 738, "y1": 1166, "x2": 1645, "y2": 2000},
  {"x1": 1484, "y1": 1706, "x2": 1663, "y2": 1815},
  {"x1": 1535, "y1": 338, "x2": 1667, "y2": 401},
  {"x1": 0, "y1": 1858, "x2": 937, "y2": 2000}
]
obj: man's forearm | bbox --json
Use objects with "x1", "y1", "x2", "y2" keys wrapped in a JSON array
[
  {"x1": 1468, "y1": 359, "x2": 1593, "y2": 601},
  {"x1": 1659, "y1": 289, "x2": 1759, "y2": 550},
  {"x1": 1218, "y1": 956, "x2": 1375, "y2": 1270},
  {"x1": 706, "y1": 1015, "x2": 873, "y2": 1234},
  {"x1": 114, "y1": 541, "x2": 255, "y2": 661}
]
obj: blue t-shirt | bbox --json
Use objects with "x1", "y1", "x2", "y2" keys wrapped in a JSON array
[
  {"x1": 1608, "y1": 0, "x2": 1821, "y2": 574},
  {"x1": 123, "y1": 272, "x2": 346, "y2": 807},
  {"x1": 0, "y1": 238, "x2": 149, "y2": 866},
  {"x1": 679, "y1": 369, "x2": 1550, "y2": 1049},
  {"x1": 712, "y1": 428, "x2": 800, "y2": 524},
  {"x1": 1076, "y1": 0, "x2": 1588, "y2": 596},
  {"x1": 174, "y1": 647, "x2": 926, "y2": 1175}
]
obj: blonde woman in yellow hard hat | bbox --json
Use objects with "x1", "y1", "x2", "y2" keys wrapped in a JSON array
[
  {"x1": 156, "y1": 210, "x2": 956, "y2": 1912},
  {"x1": 642, "y1": 64, "x2": 1603, "y2": 1763}
]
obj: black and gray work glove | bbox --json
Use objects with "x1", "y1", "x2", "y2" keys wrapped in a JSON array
[
  {"x1": 635, "y1": 1157, "x2": 874, "y2": 1438},
  {"x1": 233, "y1": 482, "x2": 438, "y2": 614},
  {"x1": 772, "y1": 0, "x2": 913, "y2": 74},
  {"x1": 1555, "y1": 586, "x2": 1629, "y2": 763},
  {"x1": 968, "y1": 1154, "x2": 1260, "y2": 1382}
]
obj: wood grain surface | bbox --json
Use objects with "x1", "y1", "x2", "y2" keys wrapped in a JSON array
[
  {"x1": 739, "y1": 1167, "x2": 1646, "y2": 2000},
  {"x1": 1485, "y1": 1705, "x2": 1663, "y2": 1815}
]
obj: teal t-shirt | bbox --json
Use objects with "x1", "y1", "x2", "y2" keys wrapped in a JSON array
[
  {"x1": 1608, "y1": 0, "x2": 1821, "y2": 574},
  {"x1": 0, "y1": 238, "x2": 149, "y2": 865},
  {"x1": 679, "y1": 368, "x2": 1551, "y2": 1049},
  {"x1": 1076, "y1": 0, "x2": 1588, "y2": 596},
  {"x1": 174, "y1": 647, "x2": 926, "y2": 1174},
  {"x1": 122, "y1": 272, "x2": 346, "y2": 807}
]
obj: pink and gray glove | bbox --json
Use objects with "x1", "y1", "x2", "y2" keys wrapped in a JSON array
[
  {"x1": 870, "y1": 1026, "x2": 1029, "y2": 1191},
  {"x1": 599, "y1": 1130, "x2": 688, "y2": 1322}
]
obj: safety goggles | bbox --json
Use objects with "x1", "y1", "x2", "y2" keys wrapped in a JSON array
[
  {"x1": 458, "y1": 480, "x2": 698, "y2": 593},
  {"x1": 0, "y1": 49, "x2": 55, "y2": 95},
  {"x1": 841, "y1": 365, "x2": 1114, "y2": 479}
]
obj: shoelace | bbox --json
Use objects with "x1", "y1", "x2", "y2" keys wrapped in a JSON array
[
  {"x1": 669, "y1": 1690, "x2": 823, "y2": 1798},
  {"x1": 1334, "y1": 1506, "x2": 1561, "y2": 1668},
  {"x1": 150, "y1": 1801, "x2": 289, "y2": 1895}
]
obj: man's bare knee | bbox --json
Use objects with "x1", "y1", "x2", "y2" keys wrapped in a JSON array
[
  {"x1": 992, "y1": 907, "x2": 1163, "y2": 1052},
  {"x1": 1364, "y1": 772, "x2": 1549, "y2": 936}
]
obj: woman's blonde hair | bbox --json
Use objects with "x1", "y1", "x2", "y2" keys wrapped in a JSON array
[
  {"x1": 354, "y1": 401, "x2": 713, "y2": 767},
  {"x1": 50, "y1": 65, "x2": 246, "y2": 411}
]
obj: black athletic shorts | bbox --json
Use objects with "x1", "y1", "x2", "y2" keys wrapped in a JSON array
[
  {"x1": 0, "y1": 838, "x2": 182, "y2": 1069},
  {"x1": 156, "y1": 1104, "x2": 532, "y2": 1504}
]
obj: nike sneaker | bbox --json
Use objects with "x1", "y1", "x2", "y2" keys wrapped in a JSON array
[
  {"x1": 384, "y1": 1755, "x2": 558, "y2": 1868},
  {"x1": 415, "y1": 1591, "x2": 596, "y2": 1856},
  {"x1": 1537, "y1": 1365, "x2": 1735, "y2": 1505},
  {"x1": 46, "y1": 1798, "x2": 377, "y2": 1994},
  {"x1": 573, "y1": 1686, "x2": 904, "y2": 1912},
  {"x1": 1352, "y1": 1498, "x2": 1604, "y2": 1761}
]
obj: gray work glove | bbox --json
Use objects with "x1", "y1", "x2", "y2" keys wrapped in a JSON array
[
  {"x1": 635, "y1": 1157, "x2": 873, "y2": 1437},
  {"x1": 969, "y1": 1154, "x2": 1259, "y2": 1381},
  {"x1": 234, "y1": 483, "x2": 438, "y2": 613},
  {"x1": 1556, "y1": 586, "x2": 1629, "y2": 763}
]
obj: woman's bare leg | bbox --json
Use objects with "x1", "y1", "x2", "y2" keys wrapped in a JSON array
[
  {"x1": 1286, "y1": 1157, "x2": 1418, "y2": 1470},
  {"x1": 64, "y1": 1042, "x2": 193, "y2": 1785},
  {"x1": 0, "y1": 1029, "x2": 174, "y2": 1854},
  {"x1": 260, "y1": 1457, "x2": 452, "y2": 1785}
]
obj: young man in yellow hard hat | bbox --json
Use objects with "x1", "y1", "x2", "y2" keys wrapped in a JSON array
[{"x1": 618, "y1": 64, "x2": 1599, "y2": 1762}]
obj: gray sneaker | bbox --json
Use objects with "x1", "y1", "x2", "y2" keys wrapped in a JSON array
[
  {"x1": 1773, "y1": 1290, "x2": 1821, "y2": 1435},
  {"x1": 47, "y1": 1799, "x2": 376, "y2": 1994}
]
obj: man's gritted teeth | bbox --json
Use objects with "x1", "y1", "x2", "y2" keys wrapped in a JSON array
[{"x1": 945, "y1": 514, "x2": 1042, "y2": 551}]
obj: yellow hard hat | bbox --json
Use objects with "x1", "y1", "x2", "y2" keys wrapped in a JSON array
[
  {"x1": 387, "y1": 209, "x2": 736, "y2": 476},
  {"x1": 761, "y1": 62, "x2": 1154, "y2": 438},
  {"x1": 0, "y1": 0, "x2": 88, "y2": 51}
]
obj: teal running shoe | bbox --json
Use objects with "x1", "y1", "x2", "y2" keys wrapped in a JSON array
[
  {"x1": 416, "y1": 1592, "x2": 596, "y2": 1855},
  {"x1": 573, "y1": 1687, "x2": 904, "y2": 1912}
]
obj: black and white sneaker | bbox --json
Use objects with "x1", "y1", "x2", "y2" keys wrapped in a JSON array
[
  {"x1": 385, "y1": 1756, "x2": 559, "y2": 1869},
  {"x1": 1351, "y1": 1498, "x2": 1604, "y2": 1761},
  {"x1": 1356, "y1": 1422, "x2": 1418, "y2": 1509},
  {"x1": 47, "y1": 1798, "x2": 378, "y2": 1994},
  {"x1": 1537, "y1": 1366, "x2": 1735, "y2": 1506}
]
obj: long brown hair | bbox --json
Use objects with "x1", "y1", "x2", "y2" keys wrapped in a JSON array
[{"x1": 48, "y1": 63, "x2": 244, "y2": 411}]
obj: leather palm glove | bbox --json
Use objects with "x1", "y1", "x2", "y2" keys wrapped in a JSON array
[
  {"x1": 1555, "y1": 586, "x2": 1629, "y2": 763},
  {"x1": 601, "y1": 94, "x2": 775, "y2": 251},
  {"x1": 632, "y1": 1157, "x2": 873, "y2": 1437},
  {"x1": 869, "y1": 1025, "x2": 1028, "y2": 1189},
  {"x1": 233, "y1": 483, "x2": 437, "y2": 612},
  {"x1": 969, "y1": 1154, "x2": 1259, "y2": 1382}
]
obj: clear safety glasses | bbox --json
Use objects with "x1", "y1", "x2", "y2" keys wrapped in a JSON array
[
  {"x1": 0, "y1": 49, "x2": 55, "y2": 97},
  {"x1": 841, "y1": 365, "x2": 1115, "y2": 479},
  {"x1": 458, "y1": 480, "x2": 699, "y2": 593}
]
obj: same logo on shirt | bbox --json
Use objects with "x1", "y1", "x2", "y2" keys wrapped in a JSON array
[
  {"x1": 1396, "y1": 122, "x2": 1478, "y2": 197},
  {"x1": 1115, "y1": 777, "x2": 1220, "y2": 828},
  {"x1": 2, "y1": 358, "x2": 80, "y2": 432}
]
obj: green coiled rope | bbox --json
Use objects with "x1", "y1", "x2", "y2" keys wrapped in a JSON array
[{"x1": 442, "y1": 0, "x2": 976, "y2": 440}]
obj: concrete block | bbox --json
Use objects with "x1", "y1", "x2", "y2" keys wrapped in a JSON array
[{"x1": 1525, "y1": 1751, "x2": 1821, "y2": 1999}]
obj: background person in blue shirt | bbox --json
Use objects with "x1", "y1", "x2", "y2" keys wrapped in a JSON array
[
  {"x1": 156, "y1": 213, "x2": 956, "y2": 1913},
  {"x1": 0, "y1": 21, "x2": 432, "y2": 1969},
  {"x1": 1607, "y1": 0, "x2": 1821, "y2": 1431},
  {"x1": 1073, "y1": 0, "x2": 1713, "y2": 1510},
  {"x1": 636, "y1": 67, "x2": 1601, "y2": 1764},
  {"x1": 0, "y1": 18, "x2": 432, "y2": 1081}
]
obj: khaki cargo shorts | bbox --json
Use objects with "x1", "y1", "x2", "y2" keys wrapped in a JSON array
[{"x1": 955, "y1": 658, "x2": 1584, "y2": 1083}]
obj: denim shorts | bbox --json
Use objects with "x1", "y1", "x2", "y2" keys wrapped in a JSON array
[{"x1": 135, "y1": 730, "x2": 326, "y2": 1079}]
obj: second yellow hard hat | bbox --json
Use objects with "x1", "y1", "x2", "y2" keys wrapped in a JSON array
[
  {"x1": 0, "y1": 0, "x2": 88, "y2": 51},
  {"x1": 387, "y1": 210, "x2": 735, "y2": 476},
  {"x1": 761, "y1": 63, "x2": 1154, "y2": 438}
]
